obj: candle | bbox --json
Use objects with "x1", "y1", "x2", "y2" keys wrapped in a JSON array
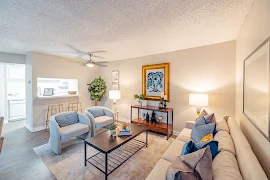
[
  {"x1": 164, "y1": 95, "x2": 167, "y2": 100},
  {"x1": 160, "y1": 92, "x2": 164, "y2": 98}
]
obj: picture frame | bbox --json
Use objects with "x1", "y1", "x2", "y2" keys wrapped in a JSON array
[
  {"x1": 243, "y1": 37, "x2": 270, "y2": 141},
  {"x1": 112, "y1": 83, "x2": 119, "y2": 90},
  {"x1": 43, "y1": 88, "x2": 54, "y2": 96},
  {"x1": 112, "y1": 70, "x2": 119, "y2": 83},
  {"x1": 142, "y1": 63, "x2": 170, "y2": 101}
]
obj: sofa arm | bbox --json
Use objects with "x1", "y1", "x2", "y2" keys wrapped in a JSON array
[
  {"x1": 49, "y1": 116, "x2": 61, "y2": 155},
  {"x1": 78, "y1": 113, "x2": 90, "y2": 125},
  {"x1": 185, "y1": 121, "x2": 195, "y2": 129},
  {"x1": 84, "y1": 109, "x2": 96, "y2": 136},
  {"x1": 102, "y1": 107, "x2": 115, "y2": 120}
]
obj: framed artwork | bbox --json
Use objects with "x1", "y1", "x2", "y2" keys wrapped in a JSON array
[
  {"x1": 112, "y1": 83, "x2": 119, "y2": 90},
  {"x1": 112, "y1": 70, "x2": 119, "y2": 83},
  {"x1": 243, "y1": 37, "x2": 270, "y2": 141},
  {"x1": 142, "y1": 63, "x2": 170, "y2": 101},
  {"x1": 43, "y1": 88, "x2": 54, "y2": 96}
]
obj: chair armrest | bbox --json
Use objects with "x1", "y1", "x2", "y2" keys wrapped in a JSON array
[
  {"x1": 84, "y1": 109, "x2": 96, "y2": 136},
  {"x1": 78, "y1": 113, "x2": 90, "y2": 125},
  {"x1": 185, "y1": 121, "x2": 195, "y2": 129},
  {"x1": 102, "y1": 107, "x2": 115, "y2": 120}
]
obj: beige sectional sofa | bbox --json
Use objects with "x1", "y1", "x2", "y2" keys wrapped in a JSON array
[{"x1": 146, "y1": 116, "x2": 268, "y2": 180}]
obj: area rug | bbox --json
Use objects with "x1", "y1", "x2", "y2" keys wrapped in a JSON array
[{"x1": 33, "y1": 130, "x2": 173, "y2": 180}]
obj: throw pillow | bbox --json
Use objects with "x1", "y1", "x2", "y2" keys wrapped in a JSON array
[
  {"x1": 195, "y1": 116, "x2": 207, "y2": 126},
  {"x1": 199, "y1": 109, "x2": 208, "y2": 117},
  {"x1": 181, "y1": 146, "x2": 213, "y2": 180},
  {"x1": 55, "y1": 112, "x2": 79, "y2": 128},
  {"x1": 166, "y1": 156, "x2": 199, "y2": 180},
  {"x1": 87, "y1": 108, "x2": 105, "y2": 118},
  {"x1": 204, "y1": 113, "x2": 215, "y2": 123},
  {"x1": 200, "y1": 134, "x2": 213, "y2": 143},
  {"x1": 195, "y1": 141, "x2": 219, "y2": 159},
  {"x1": 191, "y1": 122, "x2": 216, "y2": 143},
  {"x1": 181, "y1": 141, "x2": 200, "y2": 155}
]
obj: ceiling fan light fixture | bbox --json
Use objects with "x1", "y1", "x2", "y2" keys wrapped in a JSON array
[{"x1": 86, "y1": 62, "x2": 95, "y2": 67}]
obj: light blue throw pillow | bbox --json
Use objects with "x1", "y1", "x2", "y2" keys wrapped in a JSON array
[
  {"x1": 191, "y1": 122, "x2": 216, "y2": 143},
  {"x1": 87, "y1": 108, "x2": 105, "y2": 118},
  {"x1": 55, "y1": 112, "x2": 79, "y2": 127},
  {"x1": 195, "y1": 116, "x2": 207, "y2": 126}
]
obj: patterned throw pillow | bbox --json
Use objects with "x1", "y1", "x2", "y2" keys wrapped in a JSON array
[
  {"x1": 195, "y1": 116, "x2": 207, "y2": 126},
  {"x1": 87, "y1": 108, "x2": 105, "y2": 118},
  {"x1": 55, "y1": 112, "x2": 79, "y2": 128},
  {"x1": 205, "y1": 113, "x2": 215, "y2": 123},
  {"x1": 191, "y1": 122, "x2": 216, "y2": 143}
]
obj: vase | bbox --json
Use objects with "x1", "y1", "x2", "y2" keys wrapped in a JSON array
[
  {"x1": 137, "y1": 101, "x2": 142, "y2": 106},
  {"x1": 110, "y1": 130, "x2": 116, "y2": 136},
  {"x1": 141, "y1": 100, "x2": 147, "y2": 106}
]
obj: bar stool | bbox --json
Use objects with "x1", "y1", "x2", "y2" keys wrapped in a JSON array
[
  {"x1": 68, "y1": 102, "x2": 82, "y2": 112},
  {"x1": 46, "y1": 104, "x2": 64, "y2": 129}
]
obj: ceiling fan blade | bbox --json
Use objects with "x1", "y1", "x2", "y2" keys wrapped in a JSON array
[
  {"x1": 94, "y1": 61, "x2": 109, "y2": 64},
  {"x1": 89, "y1": 50, "x2": 107, "y2": 54},
  {"x1": 92, "y1": 55, "x2": 104, "y2": 59},
  {"x1": 95, "y1": 64, "x2": 107, "y2": 67},
  {"x1": 66, "y1": 44, "x2": 85, "y2": 53},
  {"x1": 68, "y1": 61, "x2": 84, "y2": 64}
]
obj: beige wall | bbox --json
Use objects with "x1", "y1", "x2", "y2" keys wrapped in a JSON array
[
  {"x1": 25, "y1": 52, "x2": 97, "y2": 131},
  {"x1": 98, "y1": 41, "x2": 236, "y2": 132},
  {"x1": 235, "y1": 0, "x2": 270, "y2": 178}
]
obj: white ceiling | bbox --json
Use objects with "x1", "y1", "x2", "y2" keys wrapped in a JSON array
[{"x1": 0, "y1": 0, "x2": 254, "y2": 61}]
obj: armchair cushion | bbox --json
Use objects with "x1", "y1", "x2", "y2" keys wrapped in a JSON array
[
  {"x1": 94, "y1": 116, "x2": 113, "y2": 128},
  {"x1": 55, "y1": 112, "x2": 79, "y2": 127},
  {"x1": 60, "y1": 123, "x2": 89, "y2": 142},
  {"x1": 87, "y1": 108, "x2": 105, "y2": 118}
]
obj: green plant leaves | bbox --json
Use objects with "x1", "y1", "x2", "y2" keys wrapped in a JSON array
[{"x1": 88, "y1": 76, "x2": 107, "y2": 102}]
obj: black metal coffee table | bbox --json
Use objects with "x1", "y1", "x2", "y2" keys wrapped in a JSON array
[{"x1": 84, "y1": 124, "x2": 148, "y2": 180}]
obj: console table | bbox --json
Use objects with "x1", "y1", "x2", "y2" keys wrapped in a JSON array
[{"x1": 130, "y1": 105, "x2": 173, "y2": 139}]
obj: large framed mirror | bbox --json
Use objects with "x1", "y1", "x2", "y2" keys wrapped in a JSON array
[{"x1": 243, "y1": 37, "x2": 270, "y2": 141}]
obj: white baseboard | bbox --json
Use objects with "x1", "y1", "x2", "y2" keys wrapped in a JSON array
[
  {"x1": 24, "y1": 124, "x2": 46, "y2": 132},
  {"x1": 173, "y1": 131, "x2": 180, "y2": 136}
]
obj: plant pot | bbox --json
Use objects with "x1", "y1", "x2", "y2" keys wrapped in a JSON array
[
  {"x1": 141, "y1": 100, "x2": 147, "y2": 106},
  {"x1": 137, "y1": 101, "x2": 142, "y2": 106},
  {"x1": 110, "y1": 130, "x2": 116, "y2": 136}
]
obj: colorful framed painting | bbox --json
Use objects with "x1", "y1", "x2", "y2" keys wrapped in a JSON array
[
  {"x1": 142, "y1": 63, "x2": 170, "y2": 101},
  {"x1": 112, "y1": 70, "x2": 119, "y2": 83}
]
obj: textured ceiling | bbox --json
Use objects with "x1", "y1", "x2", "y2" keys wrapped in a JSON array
[{"x1": 0, "y1": 0, "x2": 254, "y2": 61}]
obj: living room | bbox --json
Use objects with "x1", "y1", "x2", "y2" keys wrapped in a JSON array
[{"x1": 0, "y1": 0, "x2": 270, "y2": 180}]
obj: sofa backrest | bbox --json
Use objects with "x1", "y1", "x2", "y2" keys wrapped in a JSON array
[{"x1": 227, "y1": 117, "x2": 268, "y2": 180}]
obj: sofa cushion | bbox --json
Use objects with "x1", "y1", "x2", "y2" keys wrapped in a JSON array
[
  {"x1": 94, "y1": 116, "x2": 113, "y2": 128},
  {"x1": 55, "y1": 112, "x2": 79, "y2": 128},
  {"x1": 181, "y1": 146, "x2": 213, "y2": 180},
  {"x1": 87, "y1": 108, "x2": 105, "y2": 118},
  {"x1": 213, "y1": 151, "x2": 243, "y2": 180},
  {"x1": 60, "y1": 123, "x2": 89, "y2": 142},
  {"x1": 146, "y1": 159, "x2": 172, "y2": 180},
  {"x1": 216, "y1": 119, "x2": 230, "y2": 133},
  {"x1": 176, "y1": 128, "x2": 191, "y2": 142},
  {"x1": 214, "y1": 130, "x2": 235, "y2": 156},
  {"x1": 191, "y1": 122, "x2": 216, "y2": 143},
  {"x1": 162, "y1": 139, "x2": 186, "y2": 162}
]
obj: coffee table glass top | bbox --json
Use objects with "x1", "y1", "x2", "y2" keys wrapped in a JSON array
[{"x1": 85, "y1": 123, "x2": 147, "y2": 153}]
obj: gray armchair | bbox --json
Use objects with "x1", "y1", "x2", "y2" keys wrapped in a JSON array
[
  {"x1": 0, "y1": 117, "x2": 4, "y2": 154},
  {"x1": 49, "y1": 112, "x2": 92, "y2": 155},
  {"x1": 84, "y1": 106, "x2": 114, "y2": 136}
]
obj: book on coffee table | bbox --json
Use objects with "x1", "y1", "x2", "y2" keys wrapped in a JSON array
[{"x1": 118, "y1": 126, "x2": 132, "y2": 136}]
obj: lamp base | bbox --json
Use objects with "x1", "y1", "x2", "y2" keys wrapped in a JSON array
[
  {"x1": 112, "y1": 101, "x2": 117, "y2": 113},
  {"x1": 196, "y1": 107, "x2": 201, "y2": 116}
]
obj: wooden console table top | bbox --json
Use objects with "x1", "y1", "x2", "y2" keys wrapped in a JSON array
[{"x1": 131, "y1": 105, "x2": 173, "y2": 112}]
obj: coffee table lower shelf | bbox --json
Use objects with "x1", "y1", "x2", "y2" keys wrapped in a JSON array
[{"x1": 85, "y1": 138, "x2": 146, "y2": 178}]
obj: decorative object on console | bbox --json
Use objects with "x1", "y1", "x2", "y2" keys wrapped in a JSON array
[
  {"x1": 189, "y1": 93, "x2": 208, "y2": 115},
  {"x1": 109, "y1": 90, "x2": 121, "y2": 113},
  {"x1": 146, "y1": 112, "x2": 150, "y2": 121},
  {"x1": 134, "y1": 94, "x2": 145, "y2": 106},
  {"x1": 157, "y1": 116, "x2": 163, "y2": 123},
  {"x1": 43, "y1": 88, "x2": 54, "y2": 96},
  {"x1": 142, "y1": 63, "x2": 170, "y2": 101},
  {"x1": 142, "y1": 112, "x2": 146, "y2": 120},
  {"x1": 151, "y1": 110, "x2": 156, "y2": 123},
  {"x1": 88, "y1": 76, "x2": 107, "y2": 106},
  {"x1": 243, "y1": 37, "x2": 270, "y2": 141}
]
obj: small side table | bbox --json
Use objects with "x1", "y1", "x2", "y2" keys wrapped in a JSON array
[{"x1": 113, "y1": 111, "x2": 119, "y2": 124}]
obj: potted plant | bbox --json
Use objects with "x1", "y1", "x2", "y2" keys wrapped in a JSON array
[
  {"x1": 109, "y1": 123, "x2": 118, "y2": 136},
  {"x1": 88, "y1": 76, "x2": 107, "y2": 106},
  {"x1": 134, "y1": 94, "x2": 146, "y2": 106}
]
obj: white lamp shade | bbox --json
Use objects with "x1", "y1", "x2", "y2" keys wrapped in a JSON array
[
  {"x1": 109, "y1": 90, "x2": 121, "y2": 100},
  {"x1": 189, "y1": 93, "x2": 208, "y2": 106}
]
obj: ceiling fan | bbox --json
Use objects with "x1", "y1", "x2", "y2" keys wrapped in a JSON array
[{"x1": 59, "y1": 45, "x2": 109, "y2": 67}]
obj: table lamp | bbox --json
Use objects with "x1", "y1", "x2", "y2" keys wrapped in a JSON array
[
  {"x1": 189, "y1": 93, "x2": 208, "y2": 115},
  {"x1": 109, "y1": 90, "x2": 121, "y2": 112}
]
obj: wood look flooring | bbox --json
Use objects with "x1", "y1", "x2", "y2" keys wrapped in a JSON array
[{"x1": 0, "y1": 121, "x2": 56, "y2": 180}]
